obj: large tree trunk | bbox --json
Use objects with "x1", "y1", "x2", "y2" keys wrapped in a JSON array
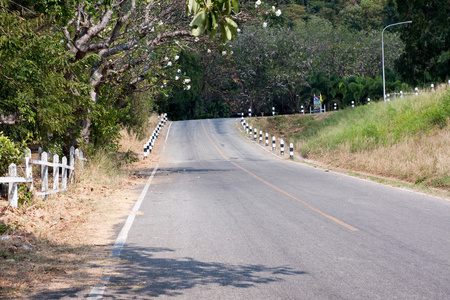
[
  {"x1": 80, "y1": 117, "x2": 92, "y2": 145},
  {"x1": 80, "y1": 86, "x2": 99, "y2": 145}
]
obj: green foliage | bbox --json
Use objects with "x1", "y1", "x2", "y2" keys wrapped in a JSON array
[
  {"x1": 299, "y1": 90, "x2": 449, "y2": 155},
  {"x1": 163, "y1": 51, "x2": 207, "y2": 120},
  {"x1": 0, "y1": 132, "x2": 22, "y2": 176},
  {"x1": 229, "y1": 21, "x2": 406, "y2": 115},
  {"x1": 337, "y1": 0, "x2": 384, "y2": 32},
  {"x1": 0, "y1": 223, "x2": 10, "y2": 235},
  {"x1": 90, "y1": 103, "x2": 121, "y2": 152},
  {"x1": 18, "y1": 184, "x2": 33, "y2": 205},
  {"x1": 1, "y1": 0, "x2": 241, "y2": 153},
  {"x1": 430, "y1": 175, "x2": 450, "y2": 188},
  {"x1": 188, "y1": 0, "x2": 239, "y2": 43},
  {"x1": 280, "y1": 4, "x2": 308, "y2": 27},
  {"x1": 0, "y1": 1, "x2": 92, "y2": 151},
  {"x1": 429, "y1": 89, "x2": 450, "y2": 128},
  {"x1": 395, "y1": 0, "x2": 449, "y2": 85},
  {"x1": 119, "y1": 92, "x2": 156, "y2": 138}
]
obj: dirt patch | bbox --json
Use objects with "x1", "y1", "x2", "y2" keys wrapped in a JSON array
[{"x1": 0, "y1": 123, "x2": 168, "y2": 299}]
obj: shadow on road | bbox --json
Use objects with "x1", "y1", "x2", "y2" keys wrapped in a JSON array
[
  {"x1": 106, "y1": 246, "x2": 307, "y2": 298},
  {"x1": 31, "y1": 247, "x2": 307, "y2": 299}
]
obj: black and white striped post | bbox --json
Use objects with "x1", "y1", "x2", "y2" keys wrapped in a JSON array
[
  {"x1": 246, "y1": 124, "x2": 249, "y2": 134},
  {"x1": 249, "y1": 126, "x2": 252, "y2": 138},
  {"x1": 289, "y1": 143, "x2": 294, "y2": 160},
  {"x1": 259, "y1": 130, "x2": 263, "y2": 143},
  {"x1": 254, "y1": 128, "x2": 257, "y2": 141},
  {"x1": 272, "y1": 107, "x2": 275, "y2": 117},
  {"x1": 272, "y1": 136, "x2": 276, "y2": 151},
  {"x1": 143, "y1": 113, "x2": 167, "y2": 159},
  {"x1": 144, "y1": 132, "x2": 156, "y2": 159},
  {"x1": 334, "y1": 103, "x2": 337, "y2": 111},
  {"x1": 301, "y1": 105, "x2": 304, "y2": 114},
  {"x1": 143, "y1": 143, "x2": 149, "y2": 159},
  {"x1": 265, "y1": 133, "x2": 269, "y2": 146},
  {"x1": 280, "y1": 139, "x2": 285, "y2": 155}
]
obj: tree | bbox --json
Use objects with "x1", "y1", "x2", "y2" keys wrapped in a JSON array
[
  {"x1": 395, "y1": 0, "x2": 450, "y2": 85},
  {"x1": 200, "y1": 48, "x2": 240, "y2": 117},
  {"x1": 0, "y1": 0, "x2": 92, "y2": 152},
  {"x1": 61, "y1": 0, "x2": 240, "y2": 145},
  {"x1": 164, "y1": 51, "x2": 204, "y2": 120}
]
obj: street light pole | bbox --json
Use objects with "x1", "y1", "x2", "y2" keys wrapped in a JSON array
[{"x1": 382, "y1": 21, "x2": 412, "y2": 102}]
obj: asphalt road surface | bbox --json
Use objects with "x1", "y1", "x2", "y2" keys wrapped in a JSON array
[{"x1": 100, "y1": 118, "x2": 450, "y2": 299}]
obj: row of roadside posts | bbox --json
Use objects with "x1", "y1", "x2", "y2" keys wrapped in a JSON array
[
  {"x1": 248, "y1": 85, "x2": 450, "y2": 116},
  {"x1": 143, "y1": 113, "x2": 167, "y2": 159},
  {"x1": 241, "y1": 117, "x2": 294, "y2": 160}
]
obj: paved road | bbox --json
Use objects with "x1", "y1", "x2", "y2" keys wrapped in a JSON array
[{"x1": 102, "y1": 118, "x2": 450, "y2": 299}]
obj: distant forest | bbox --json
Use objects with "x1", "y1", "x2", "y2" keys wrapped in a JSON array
[{"x1": 161, "y1": 0, "x2": 450, "y2": 119}]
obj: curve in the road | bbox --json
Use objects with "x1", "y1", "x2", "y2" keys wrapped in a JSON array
[{"x1": 201, "y1": 121, "x2": 358, "y2": 232}]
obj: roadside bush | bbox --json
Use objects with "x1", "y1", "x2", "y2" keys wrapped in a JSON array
[{"x1": 0, "y1": 132, "x2": 22, "y2": 176}]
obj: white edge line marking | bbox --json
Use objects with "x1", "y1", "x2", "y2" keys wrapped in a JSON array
[
  {"x1": 87, "y1": 165, "x2": 159, "y2": 299},
  {"x1": 237, "y1": 120, "x2": 449, "y2": 201},
  {"x1": 88, "y1": 122, "x2": 172, "y2": 299},
  {"x1": 165, "y1": 121, "x2": 172, "y2": 143}
]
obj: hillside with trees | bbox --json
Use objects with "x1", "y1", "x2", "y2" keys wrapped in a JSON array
[{"x1": 165, "y1": 0, "x2": 449, "y2": 119}]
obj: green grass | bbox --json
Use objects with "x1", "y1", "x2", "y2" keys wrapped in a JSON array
[
  {"x1": 248, "y1": 86, "x2": 450, "y2": 192},
  {"x1": 299, "y1": 88, "x2": 450, "y2": 155}
]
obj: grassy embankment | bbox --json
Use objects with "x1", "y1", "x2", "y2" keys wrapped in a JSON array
[{"x1": 250, "y1": 86, "x2": 450, "y2": 194}]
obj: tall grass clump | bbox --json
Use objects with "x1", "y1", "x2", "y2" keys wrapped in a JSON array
[
  {"x1": 79, "y1": 114, "x2": 161, "y2": 186},
  {"x1": 77, "y1": 148, "x2": 128, "y2": 186}
]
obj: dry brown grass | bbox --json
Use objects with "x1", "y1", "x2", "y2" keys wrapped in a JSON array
[
  {"x1": 118, "y1": 113, "x2": 161, "y2": 154},
  {"x1": 247, "y1": 105, "x2": 449, "y2": 194},
  {"x1": 318, "y1": 128, "x2": 450, "y2": 188},
  {"x1": 0, "y1": 114, "x2": 166, "y2": 298}
]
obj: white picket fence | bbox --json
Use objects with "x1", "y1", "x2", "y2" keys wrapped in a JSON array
[{"x1": 0, "y1": 146, "x2": 86, "y2": 208}]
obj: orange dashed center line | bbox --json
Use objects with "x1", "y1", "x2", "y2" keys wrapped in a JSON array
[{"x1": 201, "y1": 121, "x2": 358, "y2": 232}]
